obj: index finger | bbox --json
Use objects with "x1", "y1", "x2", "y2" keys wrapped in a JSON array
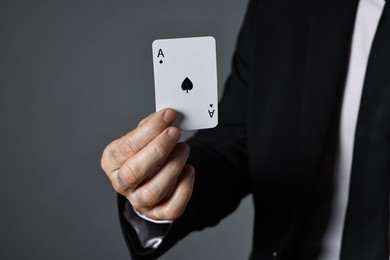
[{"x1": 101, "y1": 108, "x2": 176, "y2": 173}]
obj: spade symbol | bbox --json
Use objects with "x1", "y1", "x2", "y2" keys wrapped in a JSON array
[{"x1": 181, "y1": 77, "x2": 193, "y2": 93}]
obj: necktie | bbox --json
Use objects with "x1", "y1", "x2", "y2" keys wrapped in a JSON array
[{"x1": 340, "y1": 1, "x2": 390, "y2": 259}]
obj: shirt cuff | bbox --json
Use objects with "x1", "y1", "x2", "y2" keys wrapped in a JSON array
[
  {"x1": 132, "y1": 208, "x2": 173, "y2": 224},
  {"x1": 123, "y1": 201, "x2": 172, "y2": 249}
]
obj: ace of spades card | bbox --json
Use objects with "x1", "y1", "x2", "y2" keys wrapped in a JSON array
[{"x1": 152, "y1": 36, "x2": 218, "y2": 130}]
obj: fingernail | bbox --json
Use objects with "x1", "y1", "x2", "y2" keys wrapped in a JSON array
[{"x1": 162, "y1": 109, "x2": 175, "y2": 124}]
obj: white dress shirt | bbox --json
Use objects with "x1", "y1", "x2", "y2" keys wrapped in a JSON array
[{"x1": 318, "y1": 0, "x2": 385, "y2": 259}]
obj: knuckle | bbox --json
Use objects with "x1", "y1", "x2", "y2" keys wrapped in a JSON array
[
  {"x1": 127, "y1": 193, "x2": 141, "y2": 209},
  {"x1": 152, "y1": 142, "x2": 167, "y2": 158},
  {"x1": 108, "y1": 150, "x2": 122, "y2": 170},
  {"x1": 111, "y1": 178, "x2": 126, "y2": 194},
  {"x1": 118, "y1": 162, "x2": 140, "y2": 189},
  {"x1": 101, "y1": 140, "x2": 127, "y2": 173},
  {"x1": 100, "y1": 153, "x2": 110, "y2": 173},
  {"x1": 164, "y1": 206, "x2": 183, "y2": 220},
  {"x1": 167, "y1": 160, "x2": 182, "y2": 174},
  {"x1": 101, "y1": 145, "x2": 116, "y2": 173},
  {"x1": 119, "y1": 137, "x2": 139, "y2": 157},
  {"x1": 145, "y1": 123, "x2": 160, "y2": 138},
  {"x1": 109, "y1": 148, "x2": 123, "y2": 165},
  {"x1": 140, "y1": 187, "x2": 160, "y2": 208}
]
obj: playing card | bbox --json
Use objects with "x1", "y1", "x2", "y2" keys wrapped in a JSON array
[{"x1": 152, "y1": 36, "x2": 218, "y2": 130}]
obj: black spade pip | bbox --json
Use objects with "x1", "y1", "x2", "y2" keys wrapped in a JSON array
[{"x1": 181, "y1": 77, "x2": 193, "y2": 93}]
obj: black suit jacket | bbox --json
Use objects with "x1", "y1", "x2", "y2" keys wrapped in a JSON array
[{"x1": 117, "y1": 0, "x2": 388, "y2": 259}]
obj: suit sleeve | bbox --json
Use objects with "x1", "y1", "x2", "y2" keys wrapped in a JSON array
[{"x1": 118, "y1": 0, "x2": 258, "y2": 258}]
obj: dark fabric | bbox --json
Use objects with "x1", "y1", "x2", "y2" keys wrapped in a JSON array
[
  {"x1": 340, "y1": 2, "x2": 390, "y2": 259},
  {"x1": 117, "y1": 0, "x2": 389, "y2": 259}
]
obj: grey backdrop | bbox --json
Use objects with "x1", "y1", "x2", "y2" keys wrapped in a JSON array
[{"x1": 0, "y1": 1, "x2": 253, "y2": 259}]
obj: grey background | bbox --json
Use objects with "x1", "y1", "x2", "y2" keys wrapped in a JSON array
[{"x1": 0, "y1": 1, "x2": 253, "y2": 259}]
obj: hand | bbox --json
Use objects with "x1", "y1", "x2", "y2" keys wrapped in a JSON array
[{"x1": 101, "y1": 108, "x2": 195, "y2": 221}]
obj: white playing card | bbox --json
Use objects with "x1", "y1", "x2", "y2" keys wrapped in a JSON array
[{"x1": 152, "y1": 36, "x2": 218, "y2": 130}]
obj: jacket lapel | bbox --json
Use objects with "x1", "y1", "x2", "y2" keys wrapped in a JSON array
[{"x1": 302, "y1": 0, "x2": 360, "y2": 176}]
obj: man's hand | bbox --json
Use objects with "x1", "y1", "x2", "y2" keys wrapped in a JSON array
[{"x1": 101, "y1": 108, "x2": 195, "y2": 221}]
